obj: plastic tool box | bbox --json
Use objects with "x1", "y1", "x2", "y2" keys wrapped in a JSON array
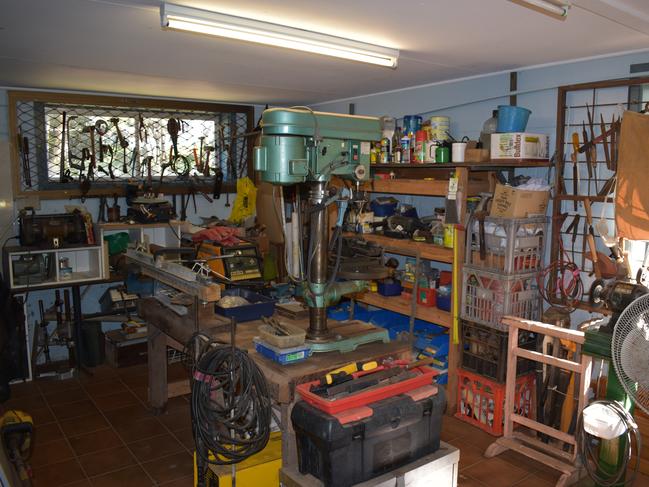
[{"x1": 292, "y1": 386, "x2": 446, "y2": 487}]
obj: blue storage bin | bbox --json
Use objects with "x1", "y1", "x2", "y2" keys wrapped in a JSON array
[
  {"x1": 370, "y1": 197, "x2": 398, "y2": 217},
  {"x1": 377, "y1": 280, "x2": 403, "y2": 296},
  {"x1": 497, "y1": 105, "x2": 531, "y2": 132},
  {"x1": 215, "y1": 288, "x2": 276, "y2": 322},
  {"x1": 327, "y1": 302, "x2": 372, "y2": 322}
]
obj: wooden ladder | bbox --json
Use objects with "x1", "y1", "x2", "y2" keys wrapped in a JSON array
[{"x1": 484, "y1": 316, "x2": 593, "y2": 487}]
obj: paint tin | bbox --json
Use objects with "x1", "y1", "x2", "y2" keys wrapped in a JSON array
[{"x1": 429, "y1": 116, "x2": 450, "y2": 141}]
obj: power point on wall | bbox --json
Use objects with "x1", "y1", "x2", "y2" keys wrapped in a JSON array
[{"x1": 15, "y1": 196, "x2": 40, "y2": 211}]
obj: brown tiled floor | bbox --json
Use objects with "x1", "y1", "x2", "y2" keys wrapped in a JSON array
[
  {"x1": 5, "y1": 362, "x2": 649, "y2": 487},
  {"x1": 1, "y1": 363, "x2": 193, "y2": 486}
]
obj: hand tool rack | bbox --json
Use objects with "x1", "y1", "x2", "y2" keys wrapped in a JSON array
[
  {"x1": 550, "y1": 76, "x2": 649, "y2": 314},
  {"x1": 8, "y1": 90, "x2": 254, "y2": 199}
]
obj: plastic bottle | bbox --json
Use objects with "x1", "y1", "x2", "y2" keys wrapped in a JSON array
[
  {"x1": 479, "y1": 110, "x2": 498, "y2": 151},
  {"x1": 413, "y1": 130, "x2": 426, "y2": 163}
]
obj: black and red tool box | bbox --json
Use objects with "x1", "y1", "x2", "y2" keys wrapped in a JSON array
[{"x1": 291, "y1": 384, "x2": 445, "y2": 487}]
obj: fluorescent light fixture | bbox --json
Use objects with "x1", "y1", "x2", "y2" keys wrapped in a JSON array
[
  {"x1": 160, "y1": 3, "x2": 399, "y2": 68},
  {"x1": 514, "y1": 0, "x2": 570, "y2": 17}
]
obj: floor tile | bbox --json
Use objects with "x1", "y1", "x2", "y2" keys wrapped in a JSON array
[
  {"x1": 103, "y1": 403, "x2": 151, "y2": 425},
  {"x1": 114, "y1": 417, "x2": 167, "y2": 443},
  {"x1": 59, "y1": 412, "x2": 109, "y2": 438},
  {"x1": 82, "y1": 378, "x2": 129, "y2": 398},
  {"x1": 158, "y1": 409, "x2": 191, "y2": 432},
  {"x1": 35, "y1": 421, "x2": 64, "y2": 444},
  {"x1": 512, "y1": 473, "x2": 555, "y2": 487},
  {"x1": 78, "y1": 365, "x2": 120, "y2": 382},
  {"x1": 51, "y1": 399, "x2": 98, "y2": 421},
  {"x1": 127, "y1": 432, "x2": 184, "y2": 462},
  {"x1": 463, "y1": 456, "x2": 530, "y2": 487},
  {"x1": 500, "y1": 449, "x2": 546, "y2": 474},
  {"x1": 89, "y1": 464, "x2": 153, "y2": 487},
  {"x1": 159, "y1": 474, "x2": 194, "y2": 486},
  {"x1": 60, "y1": 480, "x2": 93, "y2": 487},
  {"x1": 165, "y1": 395, "x2": 190, "y2": 412},
  {"x1": 45, "y1": 387, "x2": 89, "y2": 406},
  {"x1": 32, "y1": 458, "x2": 86, "y2": 487},
  {"x1": 172, "y1": 427, "x2": 195, "y2": 451},
  {"x1": 142, "y1": 451, "x2": 193, "y2": 484},
  {"x1": 458, "y1": 473, "x2": 488, "y2": 487},
  {"x1": 68, "y1": 428, "x2": 123, "y2": 456},
  {"x1": 31, "y1": 438, "x2": 75, "y2": 467},
  {"x1": 78, "y1": 445, "x2": 136, "y2": 477},
  {"x1": 93, "y1": 390, "x2": 139, "y2": 412},
  {"x1": 4, "y1": 393, "x2": 47, "y2": 410},
  {"x1": 9, "y1": 380, "x2": 41, "y2": 398},
  {"x1": 442, "y1": 416, "x2": 475, "y2": 441},
  {"x1": 28, "y1": 406, "x2": 56, "y2": 425},
  {"x1": 448, "y1": 439, "x2": 486, "y2": 470},
  {"x1": 36, "y1": 378, "x2": 81, "y2": 394}
]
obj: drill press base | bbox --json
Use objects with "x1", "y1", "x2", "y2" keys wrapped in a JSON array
[{"x1": 307, "y1": 321, "x2": 390, "y2": 353}]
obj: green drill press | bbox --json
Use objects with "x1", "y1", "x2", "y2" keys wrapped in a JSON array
[{"x1": 254, "y1": 108, "x2": 389, "y2": 351}]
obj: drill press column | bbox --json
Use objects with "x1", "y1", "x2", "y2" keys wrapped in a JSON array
[{"x1": 307, "y1": 181, "x2": 329, "y2": 341}]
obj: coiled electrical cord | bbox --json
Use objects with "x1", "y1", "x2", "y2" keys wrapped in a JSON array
[
  {"x1": 576, "y1": 400, "x2": 641, "y2": 487},
  {"x1": 537, "y1": 247, "x2": 584, "y2": 312},
  {"x1": 189, "y1": 332, "x2": 272, "y2": 486}
]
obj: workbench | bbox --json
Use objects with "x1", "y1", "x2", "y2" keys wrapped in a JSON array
[{"x1": 137, "y1": 296, "x2": 411, "y2": 471}]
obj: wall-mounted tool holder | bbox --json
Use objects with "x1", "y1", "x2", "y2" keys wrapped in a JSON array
[{"x1": 8, "y1": 91, "x2": 255, "y2": 199}]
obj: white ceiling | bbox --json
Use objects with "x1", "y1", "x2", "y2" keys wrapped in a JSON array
[{"x1": 0, "y1": 0, "x2": 648, "y2": 105}]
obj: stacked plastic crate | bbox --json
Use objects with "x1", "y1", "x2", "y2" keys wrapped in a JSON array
[{"x1": 456, "y1": 215, "x2": 547, "y2": 435}]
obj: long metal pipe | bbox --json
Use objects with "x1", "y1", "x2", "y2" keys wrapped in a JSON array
[{"x1": 307, "y1": 181, "x2": 329, "y2": 340}]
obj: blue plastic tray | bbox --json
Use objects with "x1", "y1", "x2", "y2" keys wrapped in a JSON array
[
  {"x1": 215, "y1": 288, "x2": 276, "y2": 322},
  {"x1": 253, "y1": 337, "x2": 312, "y2": 365}
]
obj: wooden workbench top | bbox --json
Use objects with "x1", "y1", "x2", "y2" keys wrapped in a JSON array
[{"x1": 138, "y1": 297, "x2": 411, "y2": 403}]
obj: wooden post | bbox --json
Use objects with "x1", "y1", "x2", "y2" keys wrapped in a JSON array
[
  {"x1": 148, "y1": 326, "x2": 168, "y2": 414},
  {"x1": 503, "y1": 324, "x2": 519, "y2": 438}
]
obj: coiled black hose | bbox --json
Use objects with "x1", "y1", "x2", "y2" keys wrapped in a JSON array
[
  {"x1": 577, "y1": 400, "x2": 641, "y2": 487},
  {"x1": 190, "y1": 334, "x2": 271, "y2": 485}
]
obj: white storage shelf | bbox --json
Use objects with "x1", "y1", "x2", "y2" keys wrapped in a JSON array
[{"x1": 5, "y1": 245, "x2": 105, "y2": 290}]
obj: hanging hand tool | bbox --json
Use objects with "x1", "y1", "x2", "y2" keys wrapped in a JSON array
[
  {"x1": 192, "y1": 176, "x2": 213, "y2": 203},
  {"x1": 17, "y1": 127, "x2": 32, "y2": 188},
  {"x1": 600, "y1": 113, "x2": 611, "y2": 171},
  {"x1": 110, "y1": 118, "x2": 129, "y2": 174},
  {"x1": 167, "y1": 118, "x2": 180, "y2": 158},
  {"x1": 97, "y1": 196, "x2": 107, "y2": 223},
  {"x1": 610, "y1": 114, "x2": 619, "y2": 172},
  {"x1": 66, "y1": 115, "x2": 78, "y2": 163},
  {"x1": 138, "y1": 113, "x2": 148, "y2": 143},
  {"x1": 143, "y1": 155, "x2": 154, "y2": 192},
  {"x1": 193, "y1": 147, "x2": 200, "y2": 172},
  {"x1": 581, "y1": 123, "x2": 592, "y2": 195},
  {"x1": 198, "y1": 136, "x2": 205, "y2": 173},
  {"x1": 95, "y1": 119, "x2": 109, "y2": 164},
  {"x1": 570, "y1": 134, "x2": 580, "y2": 211},
  {"x1": 82, "y1": 125, "x2": 97, "y2": 180},
  {"x1": 585, "y1": 103, "x2": 598, "y2": 191},
  {"x1": 203, "y1": 145, "x2": 214, "y2": 177},
  {"x1": 102, "y1": 145, "x2": 115, "y2": 179},
  {"x1": 212, "y1": 168, "x2": 224, "y2": 200},
  {"x1": 129, "y1": 148, "x2": 139, "y2": 177},
  {"x1": 584, "y1": 198, "x2": 601, "y2": 278},
  {"x1": 157, "y1": 162, "x2": 171, "y2": 196},
  {"x1": 565, "y1": 214, "x2": 581, "y2": 262},
  {"x1": 59, "y1": 111, "x2": 67, "y2": 183}
]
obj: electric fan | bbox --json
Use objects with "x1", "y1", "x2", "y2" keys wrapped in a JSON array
[{"x1": 612, "y1": 293, "x2": 649, "y2": 414}]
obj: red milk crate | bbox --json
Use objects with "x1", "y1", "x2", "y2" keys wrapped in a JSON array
[{"x1": 455, "y1": 368, "x2": 535, "y2": 436}]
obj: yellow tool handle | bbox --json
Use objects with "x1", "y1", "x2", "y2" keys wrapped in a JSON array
[
  {"x1": 324, "y1": 361, "x2": 378, "y2": 385},
  {"x1": 571, "y1": 133, "x2": 580, "y2": 159}
]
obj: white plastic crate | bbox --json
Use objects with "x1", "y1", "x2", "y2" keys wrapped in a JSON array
[
  {"x1": 466, "y1": 215, "x2": 548, "y2": 274},
  {"x1": 460, "y1": 266, "x2": 541, "y2": 331}
]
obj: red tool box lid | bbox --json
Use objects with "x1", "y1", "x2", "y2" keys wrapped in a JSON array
[{"x1": 295, "y1": 365, "x2": 438, "y2": 416}]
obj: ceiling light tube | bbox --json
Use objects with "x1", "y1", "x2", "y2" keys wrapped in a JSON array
[
  {"x1": 161, "y1": 3, "x2": 399, "y2": 68},
  {"x1": 516, "y1": 0, "x2": 570, "y2": 17}
]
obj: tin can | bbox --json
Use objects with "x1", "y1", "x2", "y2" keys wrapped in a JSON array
[
  {"x1": 380, "y1": 137, "x2": 390, "y2": 163},
  {"x1": 400, "y1": 136, "x2": 411, "y2": 163},
  {"x1": 443, "y1": 224, "x2": 454, "y2": 248}
]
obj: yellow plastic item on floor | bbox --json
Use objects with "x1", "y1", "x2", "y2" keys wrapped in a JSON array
[{"x1": 194, "y1": 431, "x2": 282, "y2": 487}]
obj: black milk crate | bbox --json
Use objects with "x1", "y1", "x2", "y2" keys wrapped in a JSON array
[
  {"x1": 461, "y1": 266, "x2": 541, "y2": 330},
  {"x1": 466, "y1": 215, "x2": 548, "y2": 274},
  {"x1": 460, "y1": 319, "x2": 538, "y2": 383}
]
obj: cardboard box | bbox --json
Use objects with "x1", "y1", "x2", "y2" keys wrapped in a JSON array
[
  {"x1": 490, "y1": 184, "x2": 550, "y2": 218},
  {"x1": 490, "y1": 133, "x2": 549, "y2": 160}
]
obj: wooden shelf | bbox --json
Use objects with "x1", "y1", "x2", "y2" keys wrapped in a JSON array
[
  {"x1": 370, "y1": 160, "x2": 551, "y2": 170},
  {"x1": 355, "y1": 291, "x2": 452, "y2": 329},
  {"x1": 361, "y1": 178, "x2": 489, "y2": 196},
  {"x1": 345, "y1": 233, "x2": 453, "y2": 263}
]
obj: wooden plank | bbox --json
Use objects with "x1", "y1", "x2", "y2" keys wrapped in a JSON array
[
  {"x1": 511, "y1": 431, "x2": 574, "y2": 462},
  {"x1": 501, "y1": 317, "x2": 586, "y2": 344},
  {"x1": 516, "y1": 348, "x2": 583, "y2": 374},
  {"x1": 503, "y1": 326, "x2": 519, "y2": 438},
  {"x1": 497, "y1": 437, "x2": 576, "y2": 475},
  {"x1": 510, "y1": 414, "x2": 576, "y2": 446},
  {"x1": 575, "y1": 353, "x2": 593, "y2": 462},
  {"x1": 345, "y1": 233, "x2": 454, "y2": 263},
  {"x1": 361, "y1": 178, "x2": 489, "y2": 197},
  {"x1": 355, "y1": 292, "x2": 452, "y2": 328},
  {"x1": 147, "y1": 327, "x2": 168, "y2": 413}
]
